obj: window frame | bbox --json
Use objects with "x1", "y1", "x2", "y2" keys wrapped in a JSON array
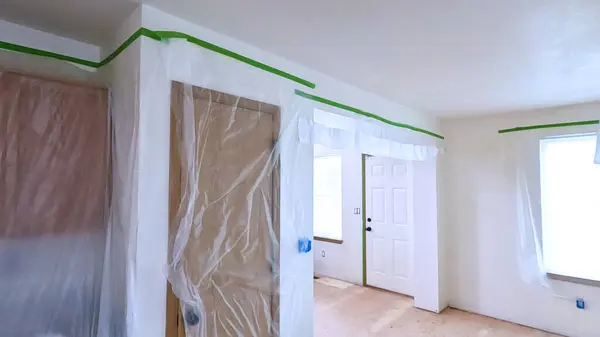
[{"x1": 536, "y1": 129, "x2": 600, "y2": 286}]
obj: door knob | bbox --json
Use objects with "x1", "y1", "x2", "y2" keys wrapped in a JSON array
[
  {"x1": 366, "y1": 227, "x2": 372, "y2": 232},
  {"x1": 367, "y1": 218, "x2": 372, "y2": 222},
  {"x1": 185, "y1": 308, "x2": 200, "y2": 326}
]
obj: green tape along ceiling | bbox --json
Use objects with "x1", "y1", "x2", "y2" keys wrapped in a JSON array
[
  {"x1": 295, "y1": 90, "x2": 444, "y2": 140},
  {"x1": 1, "y1": 27, "x2": 444, "y2": 140},
  {"x1": 0, "y1": 27, "x2": 315, "y2": 89},
  {"x1": 498, "y1": 120, "x2": 600, "y2": 134}
]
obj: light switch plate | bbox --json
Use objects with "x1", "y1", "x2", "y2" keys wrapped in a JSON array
[{"x1": 353, "y1": 208, "x2": 361, "y2": 214}]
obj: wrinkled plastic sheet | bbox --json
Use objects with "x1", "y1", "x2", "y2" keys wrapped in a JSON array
[
  {"x1": 507, "y1": 124, "x2": 599, "y2": 291},
  {"x1": 160, "y1": 38, "x2": 298, "y2": 337},
  {"x1": 0, "y1": 71, "x2": 119, "y2": 337},
  {"x1": 299, "y1": 108, "x2": 441, "y2": 161},
  {"x1": 159, "y1": 38, "x2": 443, "y2": 337},
  {"x1": 0, "y1": 35, "x2": 444, "y2": 337},
  {"x1": 167, "y1": 82, "x2": 283, "y2": 337}
]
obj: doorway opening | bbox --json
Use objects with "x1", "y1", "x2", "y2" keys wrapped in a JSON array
[{"x1": 313, "y1": 147, "x2": 416, "y2": 336}]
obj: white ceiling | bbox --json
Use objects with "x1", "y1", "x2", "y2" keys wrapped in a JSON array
[
  {"x1": 0, "y1": 0, "x2": 138, "y2": 46},
  {"x1": 2, "y1": 0, "x2": 600, "y2": 116}
]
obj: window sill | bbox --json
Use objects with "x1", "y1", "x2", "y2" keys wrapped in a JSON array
[
  {"x1": 547, "y1": 272, "x2": 600, "y2": 288},
  {"x1": 314, "y1": 236, "x2": 343, "y2": 244}
]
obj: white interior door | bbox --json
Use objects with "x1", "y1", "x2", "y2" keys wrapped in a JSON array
[{"x1": 365, "y1": 156, "x2": 413, "y2": 296}]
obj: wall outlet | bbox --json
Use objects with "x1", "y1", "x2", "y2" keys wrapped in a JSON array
[
  {"x1": 321, "y1": 250, "x2": 325, "y2": 258},
  {"x1": 576, "y1": 298, "x2": 585, "y2": 309},
  {"x1": 353, "y1": 208, "x2": 361, "y2": 214}
]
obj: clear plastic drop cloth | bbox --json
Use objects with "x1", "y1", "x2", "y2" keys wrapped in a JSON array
[
  {"x1": 299, "y1": 107, "x2": 442, "y2": 161},
  {"x1": 155, "y1": 39, "x2": 313, "y2": 337},
  {"x1": 507, "y1": 123, "x2": 599, "y2": 292},
  {"x1": 0, "y1": 71, "x2": 114, "y2": 337},
  {"x1": 153, "y1": 35, "x2": 447, "y2": 336}
]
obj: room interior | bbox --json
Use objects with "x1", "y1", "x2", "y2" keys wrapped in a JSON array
[{"x1": 1, "y1": 1, "x2": 600, "y2": 337}]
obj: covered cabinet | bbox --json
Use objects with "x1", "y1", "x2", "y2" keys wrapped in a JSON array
[{"x1": 0, "y1": 72, "x2": 109, "y2": 337}]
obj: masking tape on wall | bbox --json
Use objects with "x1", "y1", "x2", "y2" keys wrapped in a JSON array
[
  {"x1": 0, "y1": 28, "x2": 316, "y2": 89},
  {"x1": 1, "y1": 27, "x2": 446, "y2": 140},
  {"x1": 295, "y1": 90, "x2": 445, "y2": 140},
  {"x1": 498, "y1": 120, "x2": 600, "y2": 134}
]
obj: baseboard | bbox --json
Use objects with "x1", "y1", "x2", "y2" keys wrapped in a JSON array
[{"x1": 446, "y1": 304, "x2": 565, "y2": 337}]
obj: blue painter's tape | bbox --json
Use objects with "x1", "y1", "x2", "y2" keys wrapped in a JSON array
[{"x1": 298, "y1": 238, "x2": 312, "y2": 253}]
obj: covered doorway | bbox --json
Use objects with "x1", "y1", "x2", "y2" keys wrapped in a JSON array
[{"x1": 166, "y1": 83, "x2": 280, "y2": 337}]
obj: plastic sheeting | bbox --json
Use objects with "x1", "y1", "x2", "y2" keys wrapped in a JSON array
[
  {"x1": 168, "y1": 82, "x2": 282, "y2": 337},
  {"x1": 299, "y1": 108, "x2": 441, "y2": 161},
  {"x1": 0, "y1": 71, "x2": 114, "y2": 337},
  {"x1": 159, "y1": 38, "x2": 442, "y2": 337},
  {"x1": 508, "y1": 123, "x2": 598, "y2": 291},
  {"x1": 157, "y1": 38, "x2": 308, "y2": 337},
  {"x1": 0, "y1": 33, "x2": 442, "y2": 337}
]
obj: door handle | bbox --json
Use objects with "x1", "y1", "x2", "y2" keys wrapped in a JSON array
[
  {"x1": 367, "y1": 218, "x2": 372, "y2": 222},
  {"x1": 366, "y1": 227, "x2": 372, "y2": 232},
  {"x1": 184, "y1": 308, "x2": 200, "y2": 326}
]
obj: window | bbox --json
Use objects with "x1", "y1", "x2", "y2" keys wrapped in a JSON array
[
  {"x1": 540, "y1": 134, "x2": 600, "y2": 282},
  {"x1": 314, "y1": 155, "x2": 343, "y2": 241}
]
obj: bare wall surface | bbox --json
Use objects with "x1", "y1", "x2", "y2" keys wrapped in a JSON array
[
  {"x1": 0, "y1": 19, "x2": 103, "y2": 85},
  {"x1": 440, "y1": 103, "x2": 600, "y2": 337}
]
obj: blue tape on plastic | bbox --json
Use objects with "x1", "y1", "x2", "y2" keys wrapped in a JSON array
[{"x1": 298, "y1": 238, "x2": 312, "y2": 253}]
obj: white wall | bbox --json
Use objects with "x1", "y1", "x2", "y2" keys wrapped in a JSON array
[
  {"x1": 128, "y1": 4, "x2": 439, "y2": 337},
  {"x1": 0, "y1": 19, "x2": 103, "y2": 85},
  {"x1": 313, "y1": 150, "x2": 363, "y2": 285},
  {"x1": 100, "y1": 7, "x2": 142, "y2": 337},
  {"x1": 413, "y1": 159, "x2": 444, "y2": 313},
  {"x1": 0, "y1": 19, "x2": 100, "y2": 61},
  {"x1": 141, "y1": 8, "x2": 437, "y2": 133},
  {"x1": 441, "y1": 102, "x2": 600, "y2": 337}
]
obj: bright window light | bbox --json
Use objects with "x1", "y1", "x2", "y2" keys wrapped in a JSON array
[
  {"x1": 314, "y1": 156, "x2": 343, "y2": 241},
  {"x1": 540, "y1": 134, "x2": 600, "y2": 281}
]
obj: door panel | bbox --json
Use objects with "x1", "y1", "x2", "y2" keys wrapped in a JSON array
[
  {"x1": 371, "y1": 237, "x2": 387, "y2": 274},
  {"x1": 371, "y1": 188, "x2": 386, "y2": 222},
  {"x1": 168, "y1": 83, "x2": 279, "y2": 337},
  {"x1": 393, "y1": 239, "x2": 409, "y2": 278},
  {"x1": 366, "y1": 156, "x2": 413, "y2": 296},
  {"x1": 392, "y1": 188, "x2": 408, "y2": 224}
]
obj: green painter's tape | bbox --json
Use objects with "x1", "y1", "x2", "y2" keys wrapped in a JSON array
[
  {"x1": 0, "y1": 40, "x2": 99, "y2": 68},
  {"x1": 154, "y1": 31, "x2": 315, "y2": 88},
  {"x1": 498, "y1": 120, "x2": 600, "y2": 134},
  {"x1": 0, "y1": 28, "x2": 315, "y2": 88},
  {"x1": 361, "y1": 154, "x2": 367, "y2": 286},
  {"x1": 98, "y1": 28, "x2": 161, "y2": 67},
  {"x1": 295, "y1": 90, "x2": 444, "y2": 139}
]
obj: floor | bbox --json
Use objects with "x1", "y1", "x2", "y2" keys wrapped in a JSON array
[{"x1": 314, "y1": 278, "x2": 559, "y2": 337}]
